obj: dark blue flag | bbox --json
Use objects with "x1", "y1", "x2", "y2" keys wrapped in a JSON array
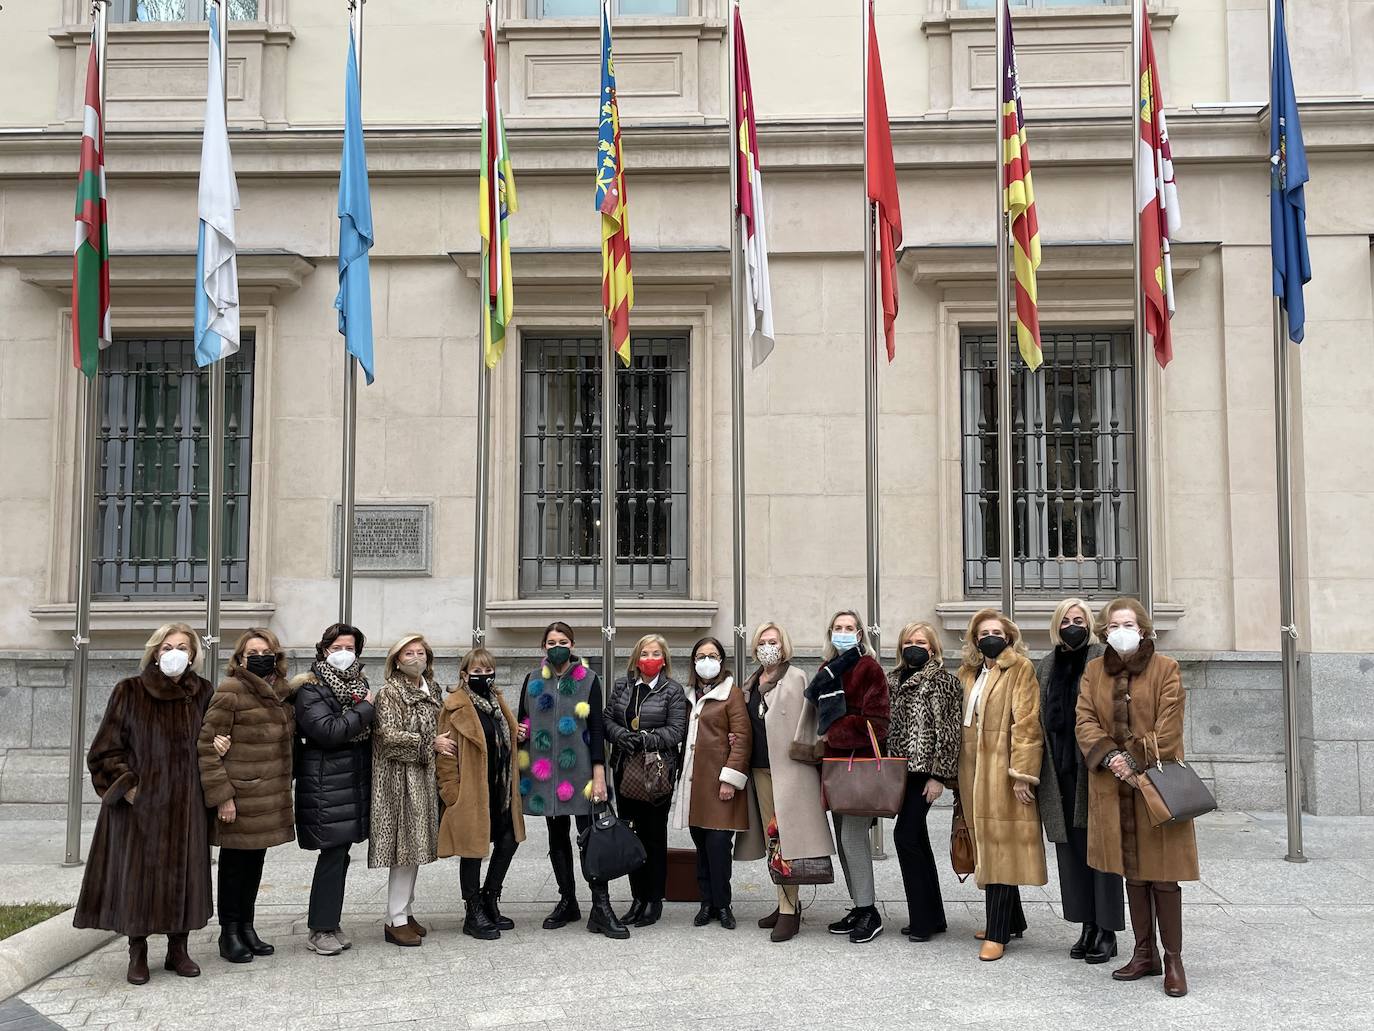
[{"x1": 1270, "y1": 0, "x2": 1310, "y2": 343}]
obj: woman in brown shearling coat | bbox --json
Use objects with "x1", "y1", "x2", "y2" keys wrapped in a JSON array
[
  {"x1": 1077, "y1": 597, "x2": 1199, "y2": 999},
  {"x1": 198, "y1": 628, "x2": 296, "y2": 965}
]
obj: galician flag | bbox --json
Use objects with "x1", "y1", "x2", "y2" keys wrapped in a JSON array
[
  {"x1": 194, "y1": 5, "x2": 240, "y2": 367},
  {"x1": 72, "y1": 36, "x2": 111, "y2": 379},
  {"x1": 1137, "y1": 1, "x2": 1181, "y2": 368},
  {"x1": 733, "y1": 5, "x2": 774, "y2": 368},
  {"x1": 479, "y1": 0, "x2": 517, "y2": 369},
  {"x1": 1001, "y1": 2, "x2": 1043, "y2": 372},
  {"x1": 336, "y1": 25, "x2": 375, "y2": 384},
  {"x1": 1270, "y1": 0, "x2": 1310, "y2": 343},
  {"x1": 597, "y1": 0, "x2": 634, "y2": 365},
  {"x1": 865, "y1": 1, "x2": 903, "y2": 362}
]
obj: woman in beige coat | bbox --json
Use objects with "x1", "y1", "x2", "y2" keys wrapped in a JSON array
[
  {"x1": 369, "y1": 634, "x2": 455, "y2": 947},
  {"x1": 1077, "y1": 597, "x2": 1199, "y2": 998},
  {"x1": 956, "y1": 608, "x2": 1046, "y2": 962},
  {"x1": 736, "y1": 621, "x2": 834, "y2": 942}
]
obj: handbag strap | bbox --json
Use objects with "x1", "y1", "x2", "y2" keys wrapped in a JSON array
[{"x1": 865, "y1": 719, "x2": 883, "y2": 763}]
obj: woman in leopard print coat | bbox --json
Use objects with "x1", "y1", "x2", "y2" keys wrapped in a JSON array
[{"x1": 887, "y1": 620, "x2": 963, "y2": 942}]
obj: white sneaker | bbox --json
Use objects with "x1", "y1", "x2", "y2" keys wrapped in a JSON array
[
  {"x1": 333, "y1": 926, "x2": 352, "y2": 950},
  {"x1": 306, "y1": 930, "x2": 343, "y2": 956}
]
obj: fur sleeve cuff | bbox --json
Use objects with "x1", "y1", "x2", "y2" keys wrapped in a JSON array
[
  {"x1": 1008, "y1": 767, "x2": 1040, "y2": 786},
  {"x1": 101, "y1": 770, "x2": 138, "y2": 806},
  {"x1": 719, "y1": 766, "x2": 748, "y2": 790},
  {"x1": 1083, "y1": 739, "x2": 1117, "y2": 772},
  {"x1": 202, "y1": 779, "x2": 235, "y2": 807}
]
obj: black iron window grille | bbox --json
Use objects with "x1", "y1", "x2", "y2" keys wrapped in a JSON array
[
  {"x1": 960, "y1": 328, "x2": 1139, "y2": 596},
  {"x1": 519, "y1": 334, "x2": 689, "y2": 598},
  {"x1": 93, "y1": 335, "x2": 255, "y2": 599}
]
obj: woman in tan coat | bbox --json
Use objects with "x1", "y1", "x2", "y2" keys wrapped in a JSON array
[
  {"x1": 437, "y1": 647, "x2": 526, "y2": 940},
  {"x1": 956, "y1": 608, "x2": 1046, "y2": 962},
  {"x1": 672, "y1": 636, "x2": 751, "y2": 929},
  {"x1": 198, "y1": 628, "x2": 296, "y2": 965},
  {"x1": 369, "y1": 634, "x2": 453, "y2": 947},
  {"x1": 1076, "y1": 597, "x2": 1199, "y2": 998}
]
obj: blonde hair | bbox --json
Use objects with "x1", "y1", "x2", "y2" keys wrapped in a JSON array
[
  {"x1": 958, "y1": 608, "x2": 1027, "y2": 670},
  {"x1": 820, "y1": 609, "x2": 869, "y2": 662},
  {"x1": 141, "y1": 622, "x2": 201, "y2": 673},
  {"x1": 749, "y1": 621, "x2": 794, "y2": 664},
  {"x1": 1096, "y1": 597, "x2": 1155, "y2": 639},
  {"x1": 626, "y1": 634, "x2": 672, "y2": 681},
  {"x1": 460, "y1": 647, "x2": 498, "y2": 678},
  {"x1": 1048, "y1": 598, "x2": 1098, "y2": 649},
  {"x1": 228, "y1": 627, "x2": 286, "y2": 680},
  {"x1": 895, "y1": 621, "x2": 943, "y2": 665},
  {"x1": 386, "y1": 633, "x2": 435, "y2": 681}
]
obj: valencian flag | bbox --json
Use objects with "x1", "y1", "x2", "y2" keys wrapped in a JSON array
[
  {"x1": 734, "y1": 6, "x2": 774, "y2": 368},
  {"x1": 195, "y1": 4, "x2": 241, "y2": 368},
  {"x1": 865, "y1": 1, "x2": 902, "y2": 362},
  {"x1": 597, "y1": 0, "x2": 633, "y2": 365},
  {"x1": 1270, "y1": 0, "x2": 1309, "y2": 343},
  {"x1": 479, "y1": 0, "x2": 517, "y2": 368},
  {"x1": 336, "y1": 25, "x2": 375, "y2": 384},
  {"x1": 72, "y1": 37, "x2": 111, "y2": 379},
  {"x1": 1137, "y1": 1, "x2": 1181, "y2": 368},
  {"x1": 1001, "y1": 2, "x2": 1042, "y2": 371}
]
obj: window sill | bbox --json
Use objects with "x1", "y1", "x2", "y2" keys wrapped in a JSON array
[
  {"x1": 934, "y1": 599, "x2": 1185, "y2": 636},
  {"x1": 30, "y1": 601, "x2": 277, "y2": 634},
  {"x1": 486, "y1": 598, "x2": 718, "y2": 634},
  {"x1": 922, "y1": 5, "x2": 1177, "y2": 33}
]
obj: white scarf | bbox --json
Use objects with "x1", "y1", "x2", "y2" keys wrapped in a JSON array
[
  {"x1": 671, "y1": 676, "x2": 735, "y2": 831},
  {"x1": 965, "y1": 666, "x2": 992, "y2": 728}
]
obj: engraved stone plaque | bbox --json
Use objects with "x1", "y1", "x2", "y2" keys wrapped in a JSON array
[{"x1": 332, "y1": 503, "x2": 432, "y2": 577}]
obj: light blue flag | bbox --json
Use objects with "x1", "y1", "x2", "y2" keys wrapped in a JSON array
[
  {"x1": 335, "y1": 27, "x2": 375, "y2": 384},
  {"x1": 194, "y1": 5, "x2": 240, "y2": 367},
  {"x1": 1270, "y1": 0, "x2": 1310, "y2": 343}
]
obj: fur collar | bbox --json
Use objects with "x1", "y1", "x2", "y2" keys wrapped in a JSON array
[
  {"x1": 1103, "y1": 638, "x2": 1156, "y2": 677},
  {"x1": 138, "y1": 664, "x2": 203, "y2": 702},
  {"x1": 230, "y1": 667, "x2": 294, "y2": 705},
  {"x1": 688, "y1": 675, "x2": 734, "y2": 706},
  {"x1": 384, "y1": 672, "x2": 440, "y2": 707}
]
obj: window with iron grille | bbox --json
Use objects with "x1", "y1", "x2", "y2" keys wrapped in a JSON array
[
  {"x1": 110, "y1": 0, "x2": 259, "y2": 21},
  {"x1": 93, "y1": 335, "x2": 255, "y2": 599},
  {"x1": 960, "y1": 328, "x2": 1139, "y2": 596},
  {"x1": 519, "y1": 334, "x2": 689, "y2": 598}
]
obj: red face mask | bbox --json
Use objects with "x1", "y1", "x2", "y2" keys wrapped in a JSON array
[{"x1": 637, "y1": 656, "x2": 665, "y2": 680}]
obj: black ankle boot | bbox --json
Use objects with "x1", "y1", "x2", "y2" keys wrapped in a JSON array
[
  {"x1": 587, "y1": 884, "x2": 630, "y2": 939},
  {"x1": 1087, "y1": 928, "x2": 1119, "y2": 965},
  {"x1": 621, "y1": 898, "x2": 646, "y2": 925},
  {"x1": 218, "y1": 924, "x2": 253, "y2": 964},
  {"x1": 1071, "y1": 922, "x2": 1098, "y2": 960},
  {"x1": 481, "y1": 888, "x2": 515, "y2": 931},
  {"x1": 634, "y1": 900, "x2": 663, "y2": 927},
  {"x1": 543, "y1": 895, "x2": 581, "y2": 929},
  {"x1": 463, "y1": 896, "x2": 501, "y2": 940},
  {"x1": 240, "y1": 924, "x2": 274, "y2": 957}
]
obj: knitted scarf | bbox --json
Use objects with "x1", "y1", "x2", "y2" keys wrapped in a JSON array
[
  {"x1": 805, "y1": 646, "x2": 864, "y2": 736},
  {"x1": 466, "y1": 681, "x2": 512, "y2": 814},
  {"x1": 312, "y1": 657, "x2": 372, "y2": 743},
  {"x1": 1045, "y1": 644, "x2": 1090, "y2": 779}
]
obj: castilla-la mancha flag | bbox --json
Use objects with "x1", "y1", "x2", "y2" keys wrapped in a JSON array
[
  {"x1": 865, "y1": 2, "x2": 902, "y2": 362},
  {"x1": 734, "y1": 6, "x2": 774, "y2": 368},
  {"x1": 1137, "y1": 1, "x2": 1181, "y2": 368},
  {"x1": 72, "y1": 38, "x2": 111, "y2": 379}
]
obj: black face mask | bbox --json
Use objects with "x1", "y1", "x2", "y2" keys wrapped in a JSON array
[
  {"x1": 546, "y1": 645, "x2": 572, "y2": 668},
  {"x1": 245, "y1": 654, "x2": 277, "y2": 678},
  {"x1": 901, "y1": 645, "x2": 930, "y2": 670},
  {"x1": 977, "y1": 635, "x2": 1010, "y2": 660},
  {"x1": 468, "y1": 673, "x2": 496, "y2": 692},
  {"x1": 1060, "y1": 625, "x2": 1090, "y2": 650}
]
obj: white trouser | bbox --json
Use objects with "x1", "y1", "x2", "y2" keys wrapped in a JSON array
[{"x1": 386, "y1": 864, "x2": 419, "y2": 927}]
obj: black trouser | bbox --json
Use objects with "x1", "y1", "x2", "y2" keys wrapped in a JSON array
[
  {"x1": 307, "y1": 844, "x2": 351, "y2": 932},
  {"x1": 893, "y1": 773, "x2": 947, "y2": 938},
  {"x1": 459, "y1": 814, "x2": 520, "y2": 899},
  {"x1": 1054, "y1": 772, "x2": 1125, "y2": 930},
  {"x1": 619, "y1": 793, "x2": 672, "y2": 903},
  {"x1": 689, "y1": 827, "x2": 734, "y2": 909},
  {"x1": 984, "y1": 883, "x2": 1027, "y2": 945},
  {"x1": 217, "y1": 847, "x2": 267, "y2": 927},
  {"x1": 546, "y1": 814, "x2": 604, "y2": 888}
]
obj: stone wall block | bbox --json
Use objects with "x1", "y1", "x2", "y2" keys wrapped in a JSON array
[
  {"x1": 1304, "y1": 653, "x2": 1374, "y2": 739},
  {"x1": 1306, "y1": 739, "x2": 1361, "y2": 816},
  {"x1": 0, "y1": 752, "x2": 97, "y2": 806}
]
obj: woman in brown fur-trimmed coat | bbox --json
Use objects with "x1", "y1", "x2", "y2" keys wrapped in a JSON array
[
  {"x1": 74, "y1": 623, "x2": 215, "y2": 986},
  {"x1": 1077, "y1": 597, "x2": 1199, "y2": 999},
  {"x1": 198, "y1": 628, "x2": 296, "y2": 965},
  {"x1": 956, "y1": 608, "x2": 1047, "y2": 963}
]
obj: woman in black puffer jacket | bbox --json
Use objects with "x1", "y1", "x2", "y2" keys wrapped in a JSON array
[{"x1": 293, "y1": 622, "x2": 376, "y2": 958}]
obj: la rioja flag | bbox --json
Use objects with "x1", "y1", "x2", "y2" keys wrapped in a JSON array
[{"x1": 1137, "y1": 1, "x2": 1181, "y2": 368}]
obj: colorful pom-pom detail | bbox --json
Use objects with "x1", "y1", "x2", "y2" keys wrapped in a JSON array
[
  {"x1": 558, "y1": 676, "x2": 576, "y2": 695},
  {"x1": 519, "y1": 776, "x2": 532, "y2": 796},
  {"x1": 556, "y1": 780, "x2": 575, "y2": 803},
  {"x1": 537, "y1": 693, "x2": 555, "y2": 712},
  {"x1": 572, "y1": 664, "x2": 588, "y2": 682},
  {"x1": 521, "y1": 717, "x2": 531, "y2": 732},
  {"x1": 582, "y1": 729, "x2": 591, "y2": 746},
  {"x1": 558, "y1": 747, "x2": 577, "y2": 770},
  {"x1": 573, "y1": 701, "x2": 591, "y2": 719},
  {"x1": 532, "y1": 757, "x2": 553, "y2": 782},
  {"x1": 534, "y1": 729, "x2": 552, "y2": 752},
  {"x1": 517, "y1": 750, "x2": 531, "y2": 771},
  {"x1": 527, "y1": 679, "x2": 544, "y2": 697},
  {"x1": 528, "y1": 794, "x2": 545, "y2": 816},
  {"x1": 558, "y1": 715, "x2": 577, "y2": 736},
  {"x1": 540, "y1": 664, "x2": 553, "y2": 680},
  {"x1": 582, "y1": 779, "x2": 595, "y2": 800}
]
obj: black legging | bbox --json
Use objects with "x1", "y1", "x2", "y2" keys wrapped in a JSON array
[
  {"x1": 619, "y1": 793, "x2": 672, "y2": 903},
  {"x1": 893, "y1": 773, "x2": 947, "y2": 938},
  {"x1": 217, "y1": 847, "x2": 267, "y2": 927},
  {"x1": 307, "y1": 844, "x2": 350, "y2": 932},
  {"x1": 546, "y1": 813, "x2": 603, "y2": 886},
  {"x1": 459, "y1": 816, "x2": 520, "y2": 899}
]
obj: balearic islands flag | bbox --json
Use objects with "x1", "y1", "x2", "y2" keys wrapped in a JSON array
[
  {"x1": 597, "y1": 0, "x2": 633, "y2": 366},
  {"x1": 1270, "y1": 0, "x2": 1310, "y2": 343},
  {"x1": 336, "y1": 25, "x2": 375, "y2": 384},
  {"x1": 1001, "y1": 2, "x2": 1043, "y2": 372},
  {"x1": 865, "y1": 2, "x2": 902, "y2": 362},
  {"x1": 72, "y1": 37, "x2": 110, "y2": 379},
  {"x1": 1137, "y1": 1, "x2": 1181, "y2": 368},
  {"x1": 479, "y1": 0, "x2": 518, "y2": 368},
  {"x1": 194, "y1": 4, "x2": 240, "y2": 367},
  {"x1": 734, "y1": 6, "x2": 774, "y2": 368}
]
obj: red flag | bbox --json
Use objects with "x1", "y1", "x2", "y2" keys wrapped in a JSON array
[
  {"x1": 865, "y1": 3, "x2": 902, "y2": 362},
  {"x1": 1137, "y1": 1, "x2": 1181, "y2": 368}
]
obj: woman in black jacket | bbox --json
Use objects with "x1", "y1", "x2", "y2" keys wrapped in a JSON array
[
  {"x1": 604, "y1": 633, "x2": 689, "y2": 928},
  {"x1": 292, "y1": 622, "x2": 376, "y2": 958}
]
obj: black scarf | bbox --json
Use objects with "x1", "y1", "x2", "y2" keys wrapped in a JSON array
[
  {"x1": 312, "y1": 657, "x2": 372, "y2": 743},
  {"x1": 805, "y1": 646, "x2": 864, "y2": 735},
  {"x1": 466, "y1": 681, "x2": 511, "y2": 813},
  {"x1": 1045, "y1": 644, "x2": 1089, "y2": 779}
]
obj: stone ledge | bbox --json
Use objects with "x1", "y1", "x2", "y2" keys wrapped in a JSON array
[
  {"x1": 27, "y1": 600, "x2": 278, "y2": 634},
  {"x1": 485, "y1": 597, "x2": 719, "y2": 633},
  {"x1": 934, "y1": 598, "x2": 1186, "y2": 635}
]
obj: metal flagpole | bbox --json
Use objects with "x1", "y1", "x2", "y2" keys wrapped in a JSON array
[
  {"x1": 204, "y1": 0, "x2": 228, "y2": 698},
  {"x1": 600, "y1": 8, "x2": 617, "y2": 688},
  {"x1": 994, "y1": 0, "x2": 1015, "y2": 621},
  {"x1": 339, "y1": 0, "x2": 364, "y2": 626},
  {"x1": 64, "y1": 0, "x2": 109, "y2": 869},
  {"x1": 472, "y1": 0, "x2": 496, "y2": 650},
  {"x1": 1131, "y1": 0, "x2": 1152, "y2": 610},
  {"x1": 728, "y1": 1, "x2": 748, "y2": 680},
  {"x1": 1268, "y1": 0, "x2": 1305, "y2": 863},
  {"x1": 862, "y1": 0, "x2": 882, "y2": 663}
]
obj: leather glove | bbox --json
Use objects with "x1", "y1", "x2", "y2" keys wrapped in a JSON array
[{"x1": 619, "y1": 732, "x2": 644, "y2": 754}]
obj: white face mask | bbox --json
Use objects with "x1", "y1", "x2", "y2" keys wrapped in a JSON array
[
  {"x1": 694, "y1": 656, "x2": 722, "y2": 681},
  {"x1": 756, "y1": 643, "x2": 783, "y2": 668},
  {"x1": 326, "y1": 650, "x2": 357, "y2": 671},
  {"x1": 159, "y1": 648, "x2": 190, "y2": 678},
  {"x1": 1106, "y1": 627, "x2": 1142, "y2": 656}
]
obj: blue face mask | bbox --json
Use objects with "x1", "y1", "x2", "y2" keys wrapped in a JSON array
[{"x1": 831, "y1": 631, "x2": 860, "y2": 652}]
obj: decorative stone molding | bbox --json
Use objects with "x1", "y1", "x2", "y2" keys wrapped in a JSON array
[
  {"x1": 29, "y1": 600, "x2": 278, "y2": 634},
  {"x1": 450, "y1": 245, "x2": 728, "y2": 286},
  {"x1": 486, "y1": 598, "x2": 719, "y2": 633},
  {"x1": 1, "y1": 251, "x2": 315, "y2": 300}
]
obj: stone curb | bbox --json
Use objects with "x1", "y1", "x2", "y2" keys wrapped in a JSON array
[{"x1": 0, "y1": 910, "x2": 114, "y2": 1002}]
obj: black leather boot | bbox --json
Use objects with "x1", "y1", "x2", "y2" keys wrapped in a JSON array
[
  {"x1": 218, "y1": 923, "x2": 253, "y2": 964},
  {"x1": 463, "y1": 896, "x2": 501, "y2": 941},
  {"x1": 1086, "y1": 928, "x2": 1118, "y2": 964},
  {"x1": 1071, "y1": 922, "x2": 1098, "y2": 960},
  {"x1": 481, "y1": 888, "x2": 515, "y2": 931},
  {"x1": 543, "y1": 850, "x2": 581, "y2": 929},
  {"x1": 586, "y1": 883, "x2": 630, "y2": 939},
  {"x1": 621, "y1": 898, "x2": 646, "y2": 925},
  {"x1": 240, "y1": 924, "x2": 274, "y2": 956},
  {"x1": 635, "y1": 900, "x2": 663, "y2": 928}
]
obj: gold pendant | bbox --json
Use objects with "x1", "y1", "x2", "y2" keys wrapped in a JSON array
[{"x1": 631, "y1": 715, "x2": 640, "y2": 731}]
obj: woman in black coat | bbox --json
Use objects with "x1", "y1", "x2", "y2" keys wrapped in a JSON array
[
  {"x1": 74, "y1": 623, "x2": 215, "y2": 986},
  {"x1": 292, "y1": 622, "x2": 376, "y2": 958}
]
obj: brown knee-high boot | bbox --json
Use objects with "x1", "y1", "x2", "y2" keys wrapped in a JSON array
[
  {"x1": 1112, "y1": 880, "x2": 1162, "y2": 981},
  {"x1": 1153, "y1": 882, "x2": 1187, "y2": 997}
]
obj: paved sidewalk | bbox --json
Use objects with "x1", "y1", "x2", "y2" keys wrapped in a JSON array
[{"x1": 5, "y1": 809, "x2": 1372, "y2": 1030}]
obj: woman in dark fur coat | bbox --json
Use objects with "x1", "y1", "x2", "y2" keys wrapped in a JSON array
[{"x1": 74, "y1": 622, "x2": 215, "y2": 986}]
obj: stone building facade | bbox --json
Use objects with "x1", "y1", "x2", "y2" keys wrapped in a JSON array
[{"x1": 0, "y1": 0, "x2": 1372, "y2": 815}]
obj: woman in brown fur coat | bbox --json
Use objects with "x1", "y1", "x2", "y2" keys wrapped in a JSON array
[
  {"x1": 1077, "y1": 597, "x2": 1199, "y2": 999},
  {"x1": 74, "y1": 623, "x2": 215, "y2": 986},
  {"x1": 198, "y1": 628, "x2": 296, "y2": 965}
]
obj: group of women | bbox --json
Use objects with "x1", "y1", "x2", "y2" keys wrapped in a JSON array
[{"x1": 73, "y1": 597, "x2": 1199, "y2": 999}]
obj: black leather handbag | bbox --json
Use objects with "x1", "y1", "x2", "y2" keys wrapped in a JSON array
[{"x1": 578, "y1": 801, "x2": 647, "y2": 881}]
